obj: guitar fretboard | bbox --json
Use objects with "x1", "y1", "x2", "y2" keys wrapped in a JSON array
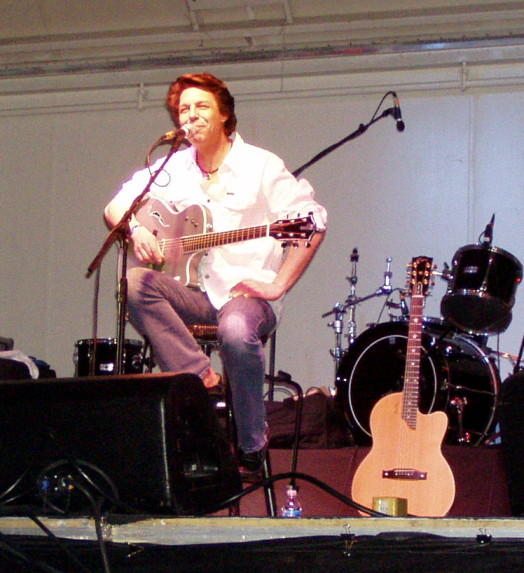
[
  {"x1": 181, "y1": 225, "x2": 269, "y2": 253},
  {"x1": 402, "y1": 293, "x2": 424, "y2": 428},
  {"x1": 159, "y1": 224, "x2": 270, "y2": 255}
]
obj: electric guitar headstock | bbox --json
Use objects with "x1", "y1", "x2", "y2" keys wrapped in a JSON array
[{"x1": 269, "y1": 213, "x2": 317, "y2": 247}]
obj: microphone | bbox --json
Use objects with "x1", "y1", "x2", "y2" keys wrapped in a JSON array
[
  {"x1": 481, "y1": 213, "x2": 495, "y2": 246},
  {"x1": 392, "y1": 92, "x2": 405, "y2": 132},
  {"x1": 157, "y1": 124, "x2": 194, "y2": 146}
]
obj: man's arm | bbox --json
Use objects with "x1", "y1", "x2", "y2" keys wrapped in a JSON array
[
  {"x1": 229, "y1": 231, "x2": 325, "y2": 301},
  {"x1": 104, "y1": 197, "x2": 164, "y2": 266}
]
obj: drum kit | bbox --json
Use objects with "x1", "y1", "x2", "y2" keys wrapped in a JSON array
[{"x1": 328, "y1": 237, "x2": 523, "y2": 447}]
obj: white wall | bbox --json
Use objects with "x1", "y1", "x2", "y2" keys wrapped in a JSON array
[{"x1": 1, "y1": 58, "x2": 522, "y2": 396}]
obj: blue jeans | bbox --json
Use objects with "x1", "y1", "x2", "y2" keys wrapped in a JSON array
[{"x1": 126, "y1": 267, "x2": 276, "y2": 453}]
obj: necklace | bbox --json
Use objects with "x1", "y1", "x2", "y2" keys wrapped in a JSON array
[
  {"x1": 197, "y1": 140, "x2": 232, "y2": 179},
  {"x1": 199, "y1": 166, "x2": 219, "y2": 179}
]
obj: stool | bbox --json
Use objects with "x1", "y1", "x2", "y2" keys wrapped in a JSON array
[{"x1": 188, "y1": 324, "x2": 277, "y2": 517}]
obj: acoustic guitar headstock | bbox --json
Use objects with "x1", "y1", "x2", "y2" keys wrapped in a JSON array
[{"x1": 407, "y1": 256, "x2": 434, "y2": 297}]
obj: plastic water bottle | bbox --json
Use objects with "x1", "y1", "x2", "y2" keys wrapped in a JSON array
[{"x1": 281, "y1": 485, "x2": 302, "y2": 518}]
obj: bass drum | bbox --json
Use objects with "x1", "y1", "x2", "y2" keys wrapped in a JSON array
[
  {"x1": 74, "y1": 338, "x2": 144, "y2": 377},
  {"x1": 335, "y1": 320, "x2": 499, "y2": 446}
]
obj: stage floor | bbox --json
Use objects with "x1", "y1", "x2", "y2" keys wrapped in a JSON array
[
  {"x1": 0, "y1": 445, "x2": 521, "y2": 573},
  {"x1": 0, "y1": 446, "x2": 516, "y2": 546},
  {"x1": 1, "y1": 514, "x2": 524, "y2": 546},
  {"x1": 2, "y1": 517, "x2": 524, "y2": 573},
  {"x1": 231, "y1": 446, "x2": 511, "y2": 519}
]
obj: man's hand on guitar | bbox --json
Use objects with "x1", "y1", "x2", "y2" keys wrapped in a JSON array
[
  {"x1": 230, "y1": 279, "x2": 285, "y2": 301},
  {"x1": 131, "y1": 226, "x2": 164, "y2": 266}
]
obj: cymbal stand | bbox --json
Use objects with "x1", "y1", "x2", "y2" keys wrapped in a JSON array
[
  {"x1": 323, "y1": 255, "x2": 394, "y2": 378},
  {"x1": 346, "y1": 248, "x2": 360, "y2": 346},
  {"x1": 326, "y1": 302, "x2": 346, "y2": 378},
  {"x1": 324, "y1": 248, "x2": 359, "y2": 378}
]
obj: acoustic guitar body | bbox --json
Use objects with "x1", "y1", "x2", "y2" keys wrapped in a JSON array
[{"x1": 351, "y1": 391, "x2": 456, "y2": 517}]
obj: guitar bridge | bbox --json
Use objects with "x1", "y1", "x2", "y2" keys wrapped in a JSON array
[{"x1": 382, "y1": 468, "x2": 427, "y2": 480}]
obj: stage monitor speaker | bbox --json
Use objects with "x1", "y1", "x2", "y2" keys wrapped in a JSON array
[
  {"x1": 499, "y1": 370, "x2": 524, "y2": 516},
  {"x1": 0, "y1": 373, "x2": 241, "y2": 515}
]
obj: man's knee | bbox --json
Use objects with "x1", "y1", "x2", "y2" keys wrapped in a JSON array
[{"x1": 218, "y1": 311, "x2": 256, "y2": 348}]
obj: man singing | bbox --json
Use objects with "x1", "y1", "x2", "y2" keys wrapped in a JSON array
[{"x1": 104, "y1": 72, "x2": 327, "y2": 475}]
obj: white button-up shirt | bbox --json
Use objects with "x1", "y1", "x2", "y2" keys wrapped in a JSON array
[{"x1": 113, "y1": 133, "x2": 327, "y2": 310}]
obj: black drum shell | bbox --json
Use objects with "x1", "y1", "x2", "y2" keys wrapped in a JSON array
[
  {"x1": 335, "y1": 321, "x2": 499, "y2": 446},
  {"x1": 74, "y1": 338, "x2": 144, "y2": 377},
  {"x1": 441, "y1": 244, "x2": 522, "y2": 334}
]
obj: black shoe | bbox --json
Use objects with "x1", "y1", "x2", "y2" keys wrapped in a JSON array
[{"x1": 238, "y1": 447, "x2": 266, "y2": 478}]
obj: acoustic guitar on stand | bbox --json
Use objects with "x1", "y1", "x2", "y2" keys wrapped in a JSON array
[
  {"x1": 351, "y1": 256, "x2": 456, "y2": 517},
  {"x1": 135, "y1": 197, "x2": 317, "y2": 286}
]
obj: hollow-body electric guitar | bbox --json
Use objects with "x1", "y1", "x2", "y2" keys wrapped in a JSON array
[
  {"x1": 351, "y1": 256, "x2": 456, "y2": 517},
  {"x1": 135, "y1": 197, "x2": 316, "y2": 287}
]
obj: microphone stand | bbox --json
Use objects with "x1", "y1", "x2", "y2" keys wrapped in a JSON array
[
  {"x1": 86, "y1": 141, "x2": 181, "y2": 375},
  {"x1": 295, "y1": 91, "x2": 400, "y2": 380},
  {"x1": 292, "y1": 92, "x2": 399, "y2": 178}
]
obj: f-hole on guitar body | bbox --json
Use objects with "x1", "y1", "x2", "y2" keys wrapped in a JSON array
[{"x1": 351, "y1": 256, "x2": 456, "y2": 517}]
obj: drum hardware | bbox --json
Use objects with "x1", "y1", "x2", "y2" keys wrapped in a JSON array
[
  {"x1": 480, "y1": 213, "x2": 495, "y2": 247},
  {"x1": 323, "y1": 250, "x2": 396, "y2": 378},
  {"x1": 347, "y1": 248, "x2": 360, "y2": 346},
  {"x1": 514, "y1": 332, "x2": 524, "y2": 375},
  {"x1": 432, "y1": 263, "x2": 452, "y2": 282},
  {"x1": 490, "y1": 350, "x2": 519, "y2": 368},
  {"x1": 449, "y1": 396, "x2": 470, "y2": 444},
  {"x1": 140, "y1": 336, "x2": 156, "y2": 373},
  {"x1": 385, "y1": 292, "x2": 410, "y2": 318},
  {"x1": 326, "y1": 302, "x2": 346, "y2": 378},
  {"x1": 446, "y1": 377, "x2": 499, "y2": 445},
  {"x1": 446, "y1": 382, "x2": 497, "y2": 398}
]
